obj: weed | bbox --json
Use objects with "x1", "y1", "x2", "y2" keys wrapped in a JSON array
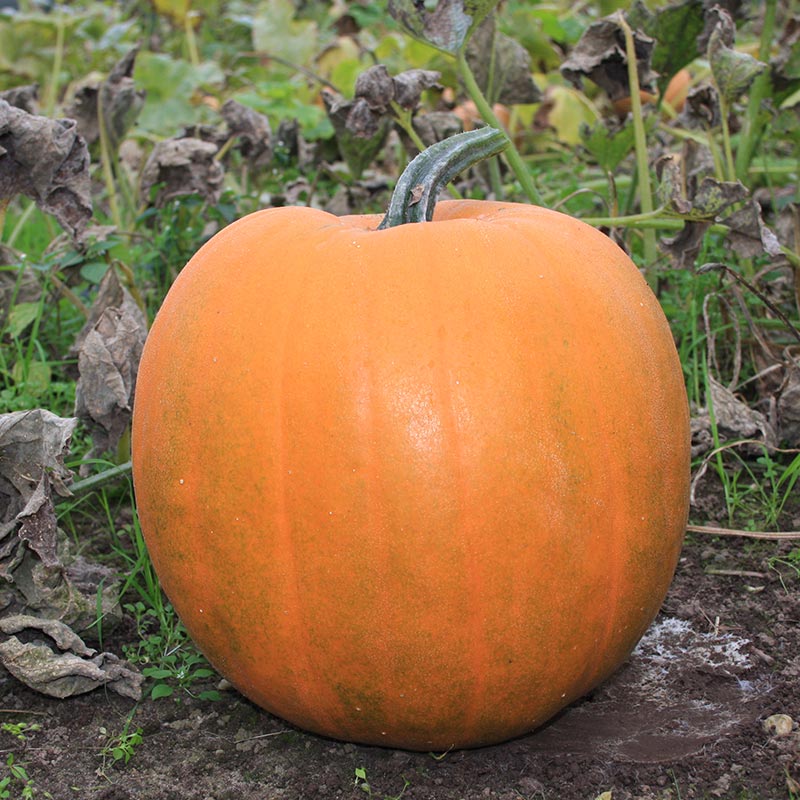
[
  {"x1": 0, "y1": 754, "x2": 50, "y2": 799},
  {"x1": 0, "y1": 724, "x2": 40, "y2": 744},
  {"x1": 354, "y1": 766, "x2": 409, "y2": 800},
  {"x1": 97, "y1": 709, "x2": 143, "y2": 777},
  {"x1": 122, "y1": 601, "x2": 219, "y2": 701}
]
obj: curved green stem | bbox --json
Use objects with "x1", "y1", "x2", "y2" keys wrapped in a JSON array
[
  {"x1": 456, "y1": 49, "x2": 542, "y2": 205},
  {"x1": 378, "y1": 127, "x2": 508, "y2": 229}
]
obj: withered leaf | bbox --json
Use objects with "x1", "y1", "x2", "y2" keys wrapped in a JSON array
[
  {"x1": 561, "y1": 16, "x2": 656, "y2": 102},
  {"x1": 388, "y1": 0, "x2": 501, "y2": 55},
  {"x1": 220, "y1": 99, "x2": 272, "y2": 168},
  {"x1": 392, "y1": 69, "x2": 442, "y2": 109},
  {"x1": 15, "y1": 477, "x2": 59, "y2": 568},
  {"x1": 139, "y1": 136, "x2": 224, "y2": 206},
  {"x1": 322, "y1": 88, "x2": 392, "y2": 179},
  {"x1": 0, "y1": 84, "x2": 39, "y2": 114},
  {"x1": 707, "y1": 7, "x2": 767, "y2": 103},
  {"x1": 0, "y1": 100, "x2": 93, "y2": 241},
  {"x1": 466, "y1": 15, "x2": 541, "y2": 105},
  {"x1": 656, "y1": 154, "x2": 748, "y2": 220},
  {"x1": 721, "y1": 199, "x2": 783, "y2": 259},
  {"x1": 0, "y1": 614, "x2": 142, "y2": 700},
  {"x1": 777, "y1": 354, "x2": 800, "y2": 446},
  {"x1": 355, "y1": 64, "x2": 396, "y2": 111},
  {"x1": 408, "y1": 111, "x2": 463, "y2": 151},
  {"x1": 73, "y1": 269, "x2": 147, "y2": 459},
  {"x1": 680, "y1": 84, "x2": 721, "y2": 128},
  {"x1": 691, "y1": 374, "x2": 777, "y2": 453},
  {"x1": 0, "y1": 409, "x2": 77, "y2": 538},
  {"x1": 66, "y1": 48, "x2": 145, "y2": 149}
]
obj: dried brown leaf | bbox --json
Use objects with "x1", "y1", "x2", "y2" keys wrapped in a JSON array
[
  {"x1": 0, "y1": 100, "x2": 92, "y2": 240},
  {"x1": 0, "y1": 614, "x2": 142, "y2": 700},
  {"x1": 388, "y1": 0, "x2": 500, "y2": 55},
  {"x1": 0, "y1": 84, "x2": 39, "y2": 114},
  {"x1": 73, "y1": 270, "x2": 147, "y2": 459},
  {"x1": 0, "y1": 409, "x2": 77, "y2": 539},
  {"x1": 721, "y1": 199, "x2": 783, "y2": 259},
  {"x1": 65, "y1": 48, "x2": 145, "y2": 149},
  {"x1": 777, "y1": 353, "x2": 800, "y2": 446},
  {"x1": 392, "y1": 69, "x2": 442, "y2": 109},
  {"x1": 561, "y1": 16, "x2": 656, "y2": 102},
  {"x1": 220, "y1": 99, "x2": 273, "y2": 168},
  {"x1": 139, "y1": 136, "x2": 224, "y2": 206}
]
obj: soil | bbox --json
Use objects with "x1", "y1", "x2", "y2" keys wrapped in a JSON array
[{"x1": 0, "y1": 533, "x2": 798, "y2": 800}]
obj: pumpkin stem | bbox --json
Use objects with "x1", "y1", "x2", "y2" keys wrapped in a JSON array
[{"x1": 377, "y1": 127, "x2": 508, "y2": 229}]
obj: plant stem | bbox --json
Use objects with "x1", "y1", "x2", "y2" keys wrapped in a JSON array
[
  {"x1": 185, "y1": 11, "x2": 201, "y2": 68},
  {"x1": 456, "y1": 49, "x2": 543, "y2": 205},
  {"x1": 61, "y1": 461, "x2": 133, "y2": 501},
  {"x1": 378, "y1": 128, "x2": 508, "y2": 229},
  {"x1": 734, "y1": 0, "x2": 777, "y2": 182},
  {"x1": 97, "y1": 89, "x2": 123, "y2": 230},
  {"x1": 718, "y1": 95, "x2": 737, "y2": 182},
  {"x1": 617, "y1": 13, "x2": 657, "y2": 269},
  {"x1": 44, "y1": 12, "x2": 66, "y2": 116}
]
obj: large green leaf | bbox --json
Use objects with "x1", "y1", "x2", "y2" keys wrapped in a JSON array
[
  {"x1": 628, "y1": 0, "x2": 705, "y2": 96},
  {"x1": 388, "y1": 0, "x2": 502, "y2": 55},
  {"x1": 133, "y1": 53, "x2": 224, "y2": 134},
  {"x1": 252, "y1": 0, "x2": 319, "y2": 66}
]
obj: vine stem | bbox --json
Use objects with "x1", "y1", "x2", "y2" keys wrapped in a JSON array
[
  {"x1": 378, "y1": 127, "x2": 508, "y2": 229},
  {"x1": 58, "y1": 461, "x2": 133, "y2": 502},
  {"x1": 456, "y1": 49, "x2": 543, "y2": 206},
  {"x1": 718, "y1": 95, "x2": 737, "y2": 182},
  {"x1": 97, "y1": 89, "x2": 123, "y2": 231},
  {"x1": 617, "y1": 13, "x2": 657, "y2": 269}
]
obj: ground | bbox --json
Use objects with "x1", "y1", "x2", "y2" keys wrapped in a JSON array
[{"x1": 0, "y1": 534, "x2": 797, "y2": 800}]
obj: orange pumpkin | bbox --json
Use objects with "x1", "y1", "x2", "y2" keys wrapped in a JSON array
[{"x1": 132, "y1": 129, "x2": 690, "y2": 750}]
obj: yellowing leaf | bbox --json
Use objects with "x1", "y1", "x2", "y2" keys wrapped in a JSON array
[
  {"x1": 544, "y1": 85, "x2": 600, "y2": 146},
  {"x1": 151, "y1": 0, "x2": 191, "y2": 25}
]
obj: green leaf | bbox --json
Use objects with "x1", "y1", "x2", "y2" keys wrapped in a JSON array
[
  {"x1": 11, "y1": 361, "x2": 51, "y2": 397},
  {"x1": 134, "y1": 53, "x2": 224, "y2": 134},
  {"x1": 5, "y1": 302, "x2": 40, "y2": 338},
  {"x1": 252, "y1": 0, "x2": 319, "y2": 65},
  {"x1": 580, "y1": 121, "x2": 636, "y2": 173},
  {"x1": 150, "y1": 683, "x2": 175, "y2": 700},
  {"x1": 190, "y1": 668, "x2": 215, "y2": 679},
  {"x1": 80, "y1": 262, "x2": 110, "y2": 284},
  {"x1": 142, "y1": 667, "x2": 175, "y2": 680},
  {"x1": 388, "y1": 0, "x2": 502, "y2": 55},
  {"x1": 628, "y1": 0, "x2": 704, "y2": 97}
]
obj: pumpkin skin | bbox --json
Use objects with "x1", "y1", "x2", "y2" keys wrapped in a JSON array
[{"x1": 131, "y1": 199, "x2": 690, "y2": 751}]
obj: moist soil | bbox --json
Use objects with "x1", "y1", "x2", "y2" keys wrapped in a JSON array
[{"x1": 0, "y1": 533, "x2": 798, "y2": 800}]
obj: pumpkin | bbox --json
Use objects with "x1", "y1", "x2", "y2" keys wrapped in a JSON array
[
  {"x1": 131, "y1": 128, "x2": 690, "y2": 751},
  {"x1": 613, "y1": 68, "x2": 692, "y2": 117}
]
